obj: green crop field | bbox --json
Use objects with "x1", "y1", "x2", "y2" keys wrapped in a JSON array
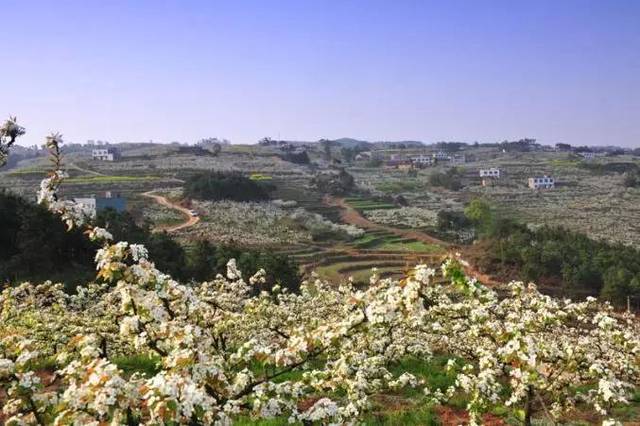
[
  {"x1": 63, "y1": 175, "x2": 161, "y2": 184},
  {"x1": 345, "y1": 197, "x2": 396, "y2": 211}
]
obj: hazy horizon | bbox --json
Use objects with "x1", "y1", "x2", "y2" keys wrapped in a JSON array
[{"x1": 3, "y1": 0, "x2": 639, "y2": 147}]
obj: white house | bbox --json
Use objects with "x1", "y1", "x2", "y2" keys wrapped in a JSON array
[
  {"x1": 410, "y1": 154, "x2": 434, "y2": 166},
  {"x1": 479, "y1": 168, "x2": 500, "y2": 178},
  {"x1": 528, "y1": 176, "x2": 555, "y2": 189},
  {"x1": 578, "y1": 152, "x2": 600, "y2": 160},
  {"x1": 92, "y1": 148, "x2": 120, "y2": 161},
  {"x1": 432, "y1": 151, "x2": 450, "y2": 161},
  {"x1": 450, "y1": 154, "x2": 466, "y2": 164}
]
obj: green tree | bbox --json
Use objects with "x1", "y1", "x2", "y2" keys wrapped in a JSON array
[
  {"x1": 148, "y1": 232, "x2": 189, "y2": 281},
  {"x1": 0, "y1": 191, "x2": 95, "y2": 289},
  {"x1": 464, "y1": 199, "x2": 494, "y2": 236},
  {"x1": 184, "y1": 171, "x2": 273, "y2": 202},
  {"x1": 189, "y1": 240, "x2": 219, "y2": 281},
  {"x1": 623, "y1": 171, "x2": 639, "y2": 188},
  {"x1": 600, "y1": 266, "x2": 634, "y2": 307}
]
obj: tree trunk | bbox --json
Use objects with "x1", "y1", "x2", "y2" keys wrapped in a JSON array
[{"x1": 524, "y1": 385, "x2": 534, "y2": 426}]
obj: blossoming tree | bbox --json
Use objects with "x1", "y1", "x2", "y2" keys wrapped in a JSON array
[{"x1": 0, "y1": 117, "x2": 25, "y2": 168}]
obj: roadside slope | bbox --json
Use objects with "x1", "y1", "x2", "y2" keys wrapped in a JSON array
[{"x1": 142, "y1": 191, "x2": 200, "y2": 232}]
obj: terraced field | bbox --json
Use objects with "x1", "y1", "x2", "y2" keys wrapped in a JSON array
[
  {"x1": 344, "y1": 197, "x2": 396, "y2": 211},
  {"x1": 277, "y1": 228, "x2": 446, "y2": 285}
]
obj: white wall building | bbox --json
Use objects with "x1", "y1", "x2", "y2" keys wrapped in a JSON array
[
  {"x1": 410, "y1": 154, "x2": 434, "y2": 166},
  {"x1": 479, "y1": 168, "x2": 500, "y2": 178},
  {"x1": 450, "y1": 154, "x2": 466, "y2": 164},
  {"x1": 432, "y1": 151, "x2": 450, "y2": 161},
  {"x1": 528, "y1": 176, "x2": 555, "y2": 189},
  {"x1": 578, "y1": 152, "x2": 601, "y2": 160},
  {"x1": 92, "y1": 148, "x2": 120, "y2": 161}
]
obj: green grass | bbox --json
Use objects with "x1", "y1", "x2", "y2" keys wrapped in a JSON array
[
  {"x1": 233, "y1": 418, "x2": 290, "y2": 425},
  {"x1": 345, "y1": 197, "x2": 397, "y2": 211},
  {"x1": 250, "y1": 173, "x2": 273, "y2": 181},
  {"x1": 549, "y1": 159, "x2": 580, "y2": 170},
  {"x1": 352, "y1": 234, "x2": 388, "y2": 249},
  {"x1": 25, "y1": 355, "x2": 58, "y2": 371},
  {"x1": 352, "y1": 234, "x2": 443, "y2": 254},
  {"x1": 391, "y1": 356, "x2": 457, "y2": 394},
  {"x1": 377, "y1": 240, "x2": 443, "y2": 253},
  {"x1": 374, "y1": 180, "x2": 428, "y2": 194},
  {"x1": 611, "y1": 388, "x2": 640, "y2": 421},
  {"x1": 112, "y1": 354, "x2": 161, "y2": 377},
  {"x1": 63, "y1": 175, "x2": 161, "y2": 184},
  {"x1": 362, "y1": 404, "x2": 441, "y2": 425},
  {"x1": 7, "y1": 167, "x2": 48, "y2": 176},
  {"x1": 315, "y1": 261, "x2": 404, "y2": 282}
]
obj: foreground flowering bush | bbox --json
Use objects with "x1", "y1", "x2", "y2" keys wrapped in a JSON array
[{"x1": 0, "y1": 129, "x2": 639, "y2": 425}]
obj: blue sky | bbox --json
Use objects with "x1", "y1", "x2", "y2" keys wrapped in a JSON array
[{"x1": 2, "y1": 0, "x2": 639, "y2": 146}]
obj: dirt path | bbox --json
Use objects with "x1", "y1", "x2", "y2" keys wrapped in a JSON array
[
  {"x1": 324, "y1": 195, "x2": 502, "y2": 286},
  {"x1": 142, "y1": 191, "x2": 200, "y2": 232}
]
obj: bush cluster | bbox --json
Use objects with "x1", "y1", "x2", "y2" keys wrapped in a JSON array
[
  {"x1": 184, "y1": 171, "x2": 273, "y2": 202},
  {"x1": 428, "y1": 167, "x2": 463, "y2": 191}
]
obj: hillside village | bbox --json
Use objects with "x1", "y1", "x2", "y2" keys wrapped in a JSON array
[{"x1": 3, "y1": 137, "x2": 640, "y2": 298}]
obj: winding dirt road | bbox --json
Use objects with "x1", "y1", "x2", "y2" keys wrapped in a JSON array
[{"x1": 142, "y1": 191, "x2": 200, "y2": 232}]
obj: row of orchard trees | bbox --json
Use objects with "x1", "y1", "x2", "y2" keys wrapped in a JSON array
[{"x1": 0, "y1": 120, "x2": 639, "y2": 425}]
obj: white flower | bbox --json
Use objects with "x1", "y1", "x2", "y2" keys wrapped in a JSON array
[
  {"x1": 129, "y1": 244, "x2": 148, "y2": 261},
  {"x1": 89, "y1": 227, "x2": 113, "y2": 242},
  {"x1": 0, "y1": 359, "x2": 15, "y2": 378},
  {"x1": 226, "y1": 258, "x2": 242, "y2": 280}
]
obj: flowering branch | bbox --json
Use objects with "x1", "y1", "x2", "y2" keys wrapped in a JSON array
[{"x1": 0, "y1": 116, "x2": 25, "y2": 167}]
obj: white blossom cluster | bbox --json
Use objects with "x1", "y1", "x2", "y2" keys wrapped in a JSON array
[
  {"x1": 288, "y1": 208, "x2": 364, "y2": 239},
  {"x1": 0, "y1": 117, "x2": 26, "y2": 167},
  {"x1": 364, "y1": 206, "x2": 438, "y2": 229},
  {"x1": 179, "y1": 200, "x2": 364, "y2": 245}
]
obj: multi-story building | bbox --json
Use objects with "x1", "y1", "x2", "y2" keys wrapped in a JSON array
[
  {"x1": 410, "y1": 154, "x2": 434, "y2": 167},
  {"x1": 432, "y1": 151, "x2": 450, "y2": 161},
  {"x1": 92, "y1": 148, "x2": 120, "y2": 161},
  {"x1": 579, "y1": 152, "x2": 597, "y2": 160},
  {"x1": 528, "y1": 176, "x2": 555, "y2": 189},
  {"x1": 479, "y1": 168, "x2": 500, "y2": 178},
  {"x1": 384, "y1": 159, "x2": 413, "y2": 170},
  {"x1": 450, "y1": 154, "x2": 466, "y2": 164}
]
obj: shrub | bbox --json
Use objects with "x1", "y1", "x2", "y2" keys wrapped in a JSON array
[
  {"x1": 311, "y1": 169, "x2": 355, "y2": 195},
  {"x1": 184, "y1": 171, "x2": 273, "y2": 202},
  {"x1": 428, "y1": 168, "x2": 463, "y2": 191}
]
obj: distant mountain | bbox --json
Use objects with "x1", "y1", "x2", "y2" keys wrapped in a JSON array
[
  {"x1": 330, "y1": 138, "x2": 371, "y2": 148},
  {"x1": 373, "y1": 140, "x2": 425, "y2": 148},
  {"x1": 323, "y1": 138, "x2": 425, "y2": 149}
]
